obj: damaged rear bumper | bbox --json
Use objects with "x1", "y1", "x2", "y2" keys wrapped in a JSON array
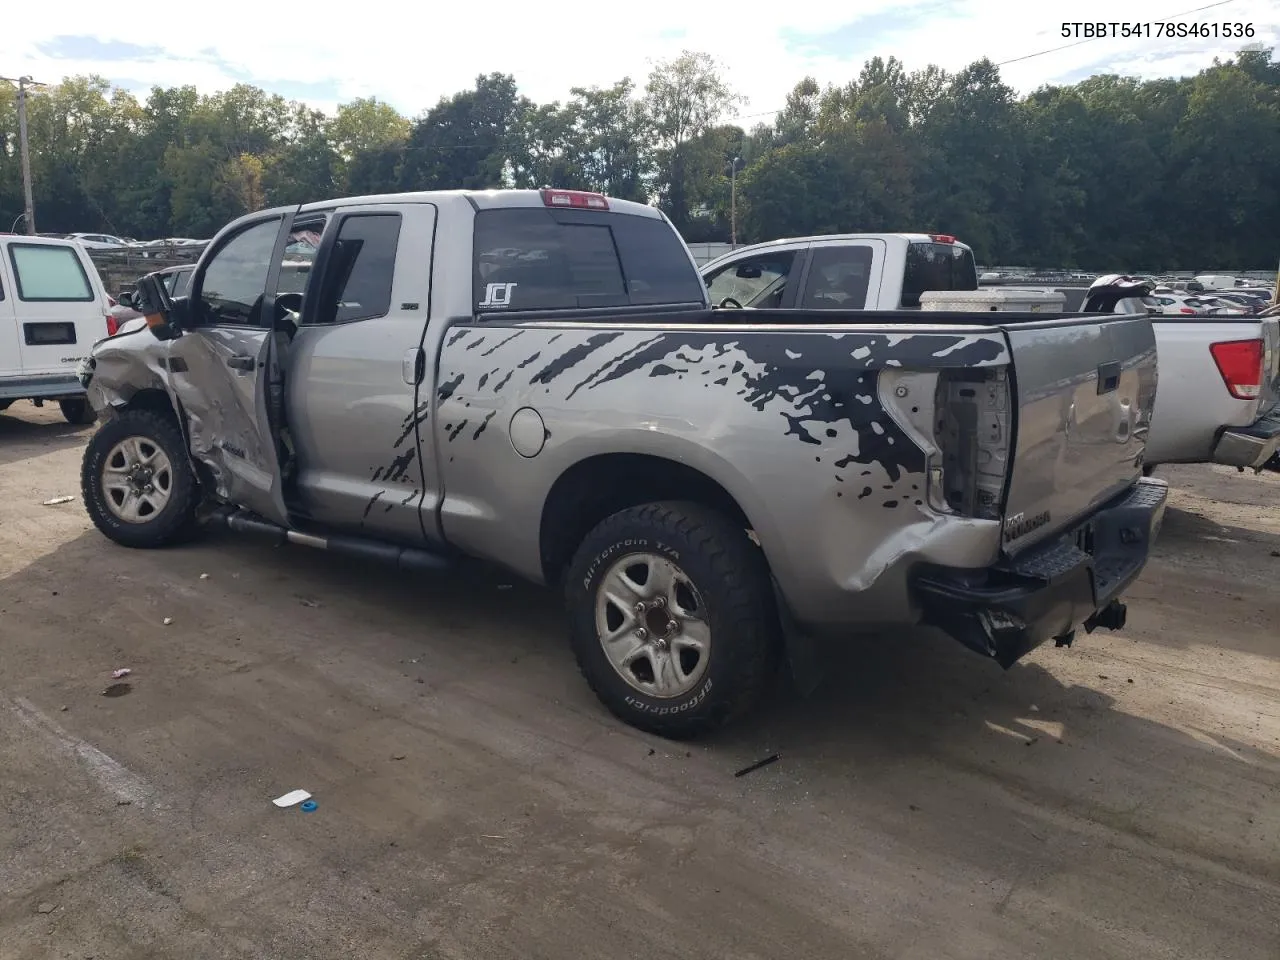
[
  {"x1": 914, "y1": 478, "x2": 1168, "y2": 668},
  {"x1": 1211, "y1": 411, "x2": 1280, "y2": 471}
]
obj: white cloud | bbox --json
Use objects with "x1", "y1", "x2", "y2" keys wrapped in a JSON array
[{"x1": 2, "y1": 0, "x2": 1276, "y2": 122}]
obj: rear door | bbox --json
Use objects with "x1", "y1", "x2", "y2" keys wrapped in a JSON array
[
  {"x1": 0, "y1": 245, "x2": 21, "y2": 380},
  {"x1": 999, "y1": 313, "x2": 1157, "y2": 555},
  {"x1": 795, "y1": 239, "x2": 886, "y2": 310},
  {"x1": 5, "y1": 240, "x2": 107, "y2": 375},
  {"x1": 165, "y1": 210, "x2": 298, "y2": 527}
]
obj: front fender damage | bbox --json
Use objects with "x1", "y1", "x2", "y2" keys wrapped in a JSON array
[{"x1": 82, "y1": 332, "x2": 207, "y2": 490}]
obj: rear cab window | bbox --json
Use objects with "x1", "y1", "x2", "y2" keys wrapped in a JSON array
[
  {"x1": 800, "y1": 246, "x2": 874, "y2": 309},
  {"x1": 472, "y1": 207, "x2": 704, "y2": 314},
  {"x1": 7, "y1": 244, "x2": 95, "y2": 301},
  {"x1": 900, "y1": 241, "x2": 978, "y2": 308}
]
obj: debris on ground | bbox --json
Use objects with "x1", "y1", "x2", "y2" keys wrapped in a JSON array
[
  {"x1": 299, "y1": 799, "x2": 318, "y2": 813},
  {"x1": 42, "y1": 496, "x2": 75, "y2": 506},
  {"x1": 298, "y1": 598, "x2": 320, "y2": 608},
  {"x1": 35, "y1": 902, "x2": 55, "y2": 914},
  {"x1": 162, "y1": 617, "x2": 173, "y2": 626},
  {"x1": 734, "y1": 754, "x2": 780, "y2": 778},
  {"x1": 199, "y1": 573, "x2": 209, "y2": 580},
  {"x1": 101, "y1": 683, "x2": 132, "y2": 698},
  {"x1": 272, "y1": 789, "x2": 311, "y2": 808},
  {"x1": 111, "y1": 668, "x2": 131, "y2": 679}
]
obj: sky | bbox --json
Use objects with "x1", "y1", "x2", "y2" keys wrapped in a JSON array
[{"x1": 3, "y1": 0, "x2": 1278, "y2": 123}]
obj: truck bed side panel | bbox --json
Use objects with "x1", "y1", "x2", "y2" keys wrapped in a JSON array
[{"x1": 429, "y1": 322, "x2": 1010, "y2": 627}]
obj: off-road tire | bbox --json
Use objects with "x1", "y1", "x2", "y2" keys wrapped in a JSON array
[
  {"x1": 60, "y1": 398, "x2": 97, "y2": 425},
  {"x1": 565, "y1": 501, "x2": 780, "y2": 739},
  {"x1": 81, "y1": 409, "x2": 201, "y2": 549}
]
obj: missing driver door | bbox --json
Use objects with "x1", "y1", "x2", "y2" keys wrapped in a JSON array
[{"x1": 165, "y1": 210, "x2": 299, "y2": 526}]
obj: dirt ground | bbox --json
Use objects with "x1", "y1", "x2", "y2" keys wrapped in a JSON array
[{"x1": 1, "y1": 399, "x2": 1278, "y2": 960}]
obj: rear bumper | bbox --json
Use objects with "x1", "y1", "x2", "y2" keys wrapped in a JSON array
[
  {"x1": 0, "y1": 373, "x2": 86, "y2": 402},
  {"x1": 1212, "y1": 411, "x2": 1280, "y2": 470},
  {"x1": 914, "y1": 478, "x2": 1169, "y2": 668}
]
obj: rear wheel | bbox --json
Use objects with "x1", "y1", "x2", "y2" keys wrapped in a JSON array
[
  {"x1": 565, "y1": 501, "x2": 780, "y2": 739},
  {"x1": 81, "y1": 409, "x2": 201, "y2": 548},
  {"x1": 59, "y1": 398, "x2": 96, "y2": 425}
]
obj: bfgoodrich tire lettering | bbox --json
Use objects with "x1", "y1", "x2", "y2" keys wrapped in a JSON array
[
  {"x1": 81, "y1": 409, "x2": 201, "y2": 549},
  {"x1": 565, "y1": 501, "x2": 780, "y2": 739}
]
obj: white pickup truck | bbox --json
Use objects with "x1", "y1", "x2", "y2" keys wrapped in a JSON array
[{"x1": 702, "y1": 239, "x2": 1280, "y2": 473}]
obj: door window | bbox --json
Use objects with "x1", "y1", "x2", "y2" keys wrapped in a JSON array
[
  {"x1": 800, "y1": 245, "x2": 874, "y2": 309},
  {"x1": 8, "y1": 244, "x2": 95, "y2": 301},
  {"x1": 194, "y1": 218, "x2": 282, "y2": 326},
  {"x1": 311, "y1": 214, "x2": 402, "y2": 325},
  {"x1": 704, "y1": 252, "x2": 797, "y2": 308}
]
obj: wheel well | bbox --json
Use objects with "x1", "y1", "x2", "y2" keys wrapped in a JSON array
[
  {"x1": 122, "y1": 388, "x2": 178, "y2": 421},
  {"x1": 539, "y1": 453, "x2": 754, "y2": 586}
]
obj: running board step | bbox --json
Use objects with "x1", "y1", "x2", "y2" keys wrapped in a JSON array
[{"x1": 211, "y1": 507, "x2": 454, "y2": 572}]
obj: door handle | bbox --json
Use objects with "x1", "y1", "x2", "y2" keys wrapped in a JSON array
[{"x1": 227, "y1": 355, "x2": 256, "y2": 371}]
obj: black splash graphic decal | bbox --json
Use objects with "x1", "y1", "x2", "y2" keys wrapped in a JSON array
[
  {"x1": 473, "y1": 410, "x2": 497, "y2": 440},
  {"x1": 384, "y1": 447, "x2": 416, "y2": 483},
  {"x1": 463, "y1": 336, "x2": 488, "y2": 351},
  {"x1": 437, "y1": 374, "x2": 464, "y2": 402},
  {"x1": 361, "y1": 491, "x2": 384, "y2": 521},
  {"x1": 493, "y1": 369, "x2": 514, "y2": 392},
  {"x1": 564, "y1": 334, "x2": 667, "y2": 400},
  {"x1": 529, "y1": 332, "x2": 624, "y2": 386},
  {"x1": 480, "y1": 331, "x2": 524, "y2": 357},
  {"x1": 447, "y1": 419, "x2": 469, "y2": 441},
  {"x1": 393, "y1": 400, "x2": 430, "y2": 449},
  {"x1": 447, "y1": 329, "x2": 469, "y2": 347},
  {"x1": 516, "y1": 352, "x2": 543, "y2": 370}
]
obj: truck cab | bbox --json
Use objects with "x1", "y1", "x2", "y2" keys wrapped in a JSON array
[{"x1": 700, "y1": 233, "x2": 978, "y2": 312}]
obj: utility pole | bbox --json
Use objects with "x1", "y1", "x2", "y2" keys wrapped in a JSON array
[
  {"x1": 727, "y1": 156, "x2": 742, "y2": 248},
  {"x1": 2, "y1": 75, "x2": 44, "y2": 235}
]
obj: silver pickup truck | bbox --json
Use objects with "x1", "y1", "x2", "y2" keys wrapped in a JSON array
[
  {"x1": 1081, "y1": 276, "x2": 1280, "y2": 473},
  {"x1": 76, "y1": 189, "x2": 1168, "y2": 738}
]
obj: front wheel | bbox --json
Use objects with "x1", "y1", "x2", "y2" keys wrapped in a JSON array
[
  {"x1": 565, "y1": 501, "x2": 780, "y2": 739},
  {"x1": 80, "y1": 409, "x2": 201, "y2": 548},
  {"x1": 60, "y1": 398, "x2": 97, "y2": 425}
]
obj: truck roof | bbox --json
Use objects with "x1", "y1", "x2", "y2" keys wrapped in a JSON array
[{"x1": 296, "y1": 189, "x2": 662, "y2": 220}]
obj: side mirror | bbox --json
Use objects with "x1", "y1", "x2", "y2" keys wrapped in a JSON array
[
  {"x1": 118, "y1": 290, "x2": 135, "y2": 309},
  {"x1": 132, "y1": 272, "x2": 181, "y2": 341}
]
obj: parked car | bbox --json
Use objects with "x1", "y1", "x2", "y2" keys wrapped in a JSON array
[
  {"x1": 65, "y1": 232, "x2": 133, "y2": 250},
  {"x1": 77, "y1": 189, "x2": 1166, "y2": 738},
  {"x1": 1082, "y1": 275, "x2": 1280, "y2": 472},
  {"x1": 0, "y1": 234, "x2": 113, "y2": 423}
]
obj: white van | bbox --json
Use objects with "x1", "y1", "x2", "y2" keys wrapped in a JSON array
[{"x1": 0, "y1": 235, "x2": 113, "y2": 424}]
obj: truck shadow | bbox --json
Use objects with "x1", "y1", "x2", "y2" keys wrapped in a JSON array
[{"x1": 0, "y1": 403, "x2": 91, "y2": 468}]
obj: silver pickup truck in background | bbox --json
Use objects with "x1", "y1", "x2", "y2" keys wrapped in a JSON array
[
  {"x1": 77, "y1": 189, "x2": 1167, "y2": 738},
  {"x1": 1081, "y1": 276, "x2": 1280, "y2": 473}
]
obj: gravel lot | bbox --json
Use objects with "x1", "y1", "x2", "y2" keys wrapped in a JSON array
[{"x1": 2, "y1": 400, "x2": 1278, "y2": 960}]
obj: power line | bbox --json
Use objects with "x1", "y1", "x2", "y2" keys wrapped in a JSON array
[
  {"x1": 723, "y1": 0, "x2": 1242, "y2": 125},
  {"x1": 996, "y1": 0, "x2": 1238, "y2": 66}
]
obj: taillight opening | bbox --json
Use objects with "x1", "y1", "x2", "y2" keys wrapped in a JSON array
[
  {"x1": 105, "y1": 315, "x2": 120, "y2": 337},
  {"x1": 1209, "y1": 339, "x2": 1264, "y2": 400},
  {"x1": 932, "y1": 368, "x2": 1011, "y2": 519},
  {"x1": 541, "y1": 189, "x2": 609, "y2": 210}
]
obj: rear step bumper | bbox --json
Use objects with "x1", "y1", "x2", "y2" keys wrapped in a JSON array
[
  {"x1": 914, "y1": 478, "x2": 1169, "y2": 668},
  {"x1": 1212, "y1": 411, "x2": 1280, "y2": 470}
]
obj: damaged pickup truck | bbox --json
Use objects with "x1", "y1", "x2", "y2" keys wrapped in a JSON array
[{"x1": 77, "y1": 188, "x2": 1168, "y2": 738}]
